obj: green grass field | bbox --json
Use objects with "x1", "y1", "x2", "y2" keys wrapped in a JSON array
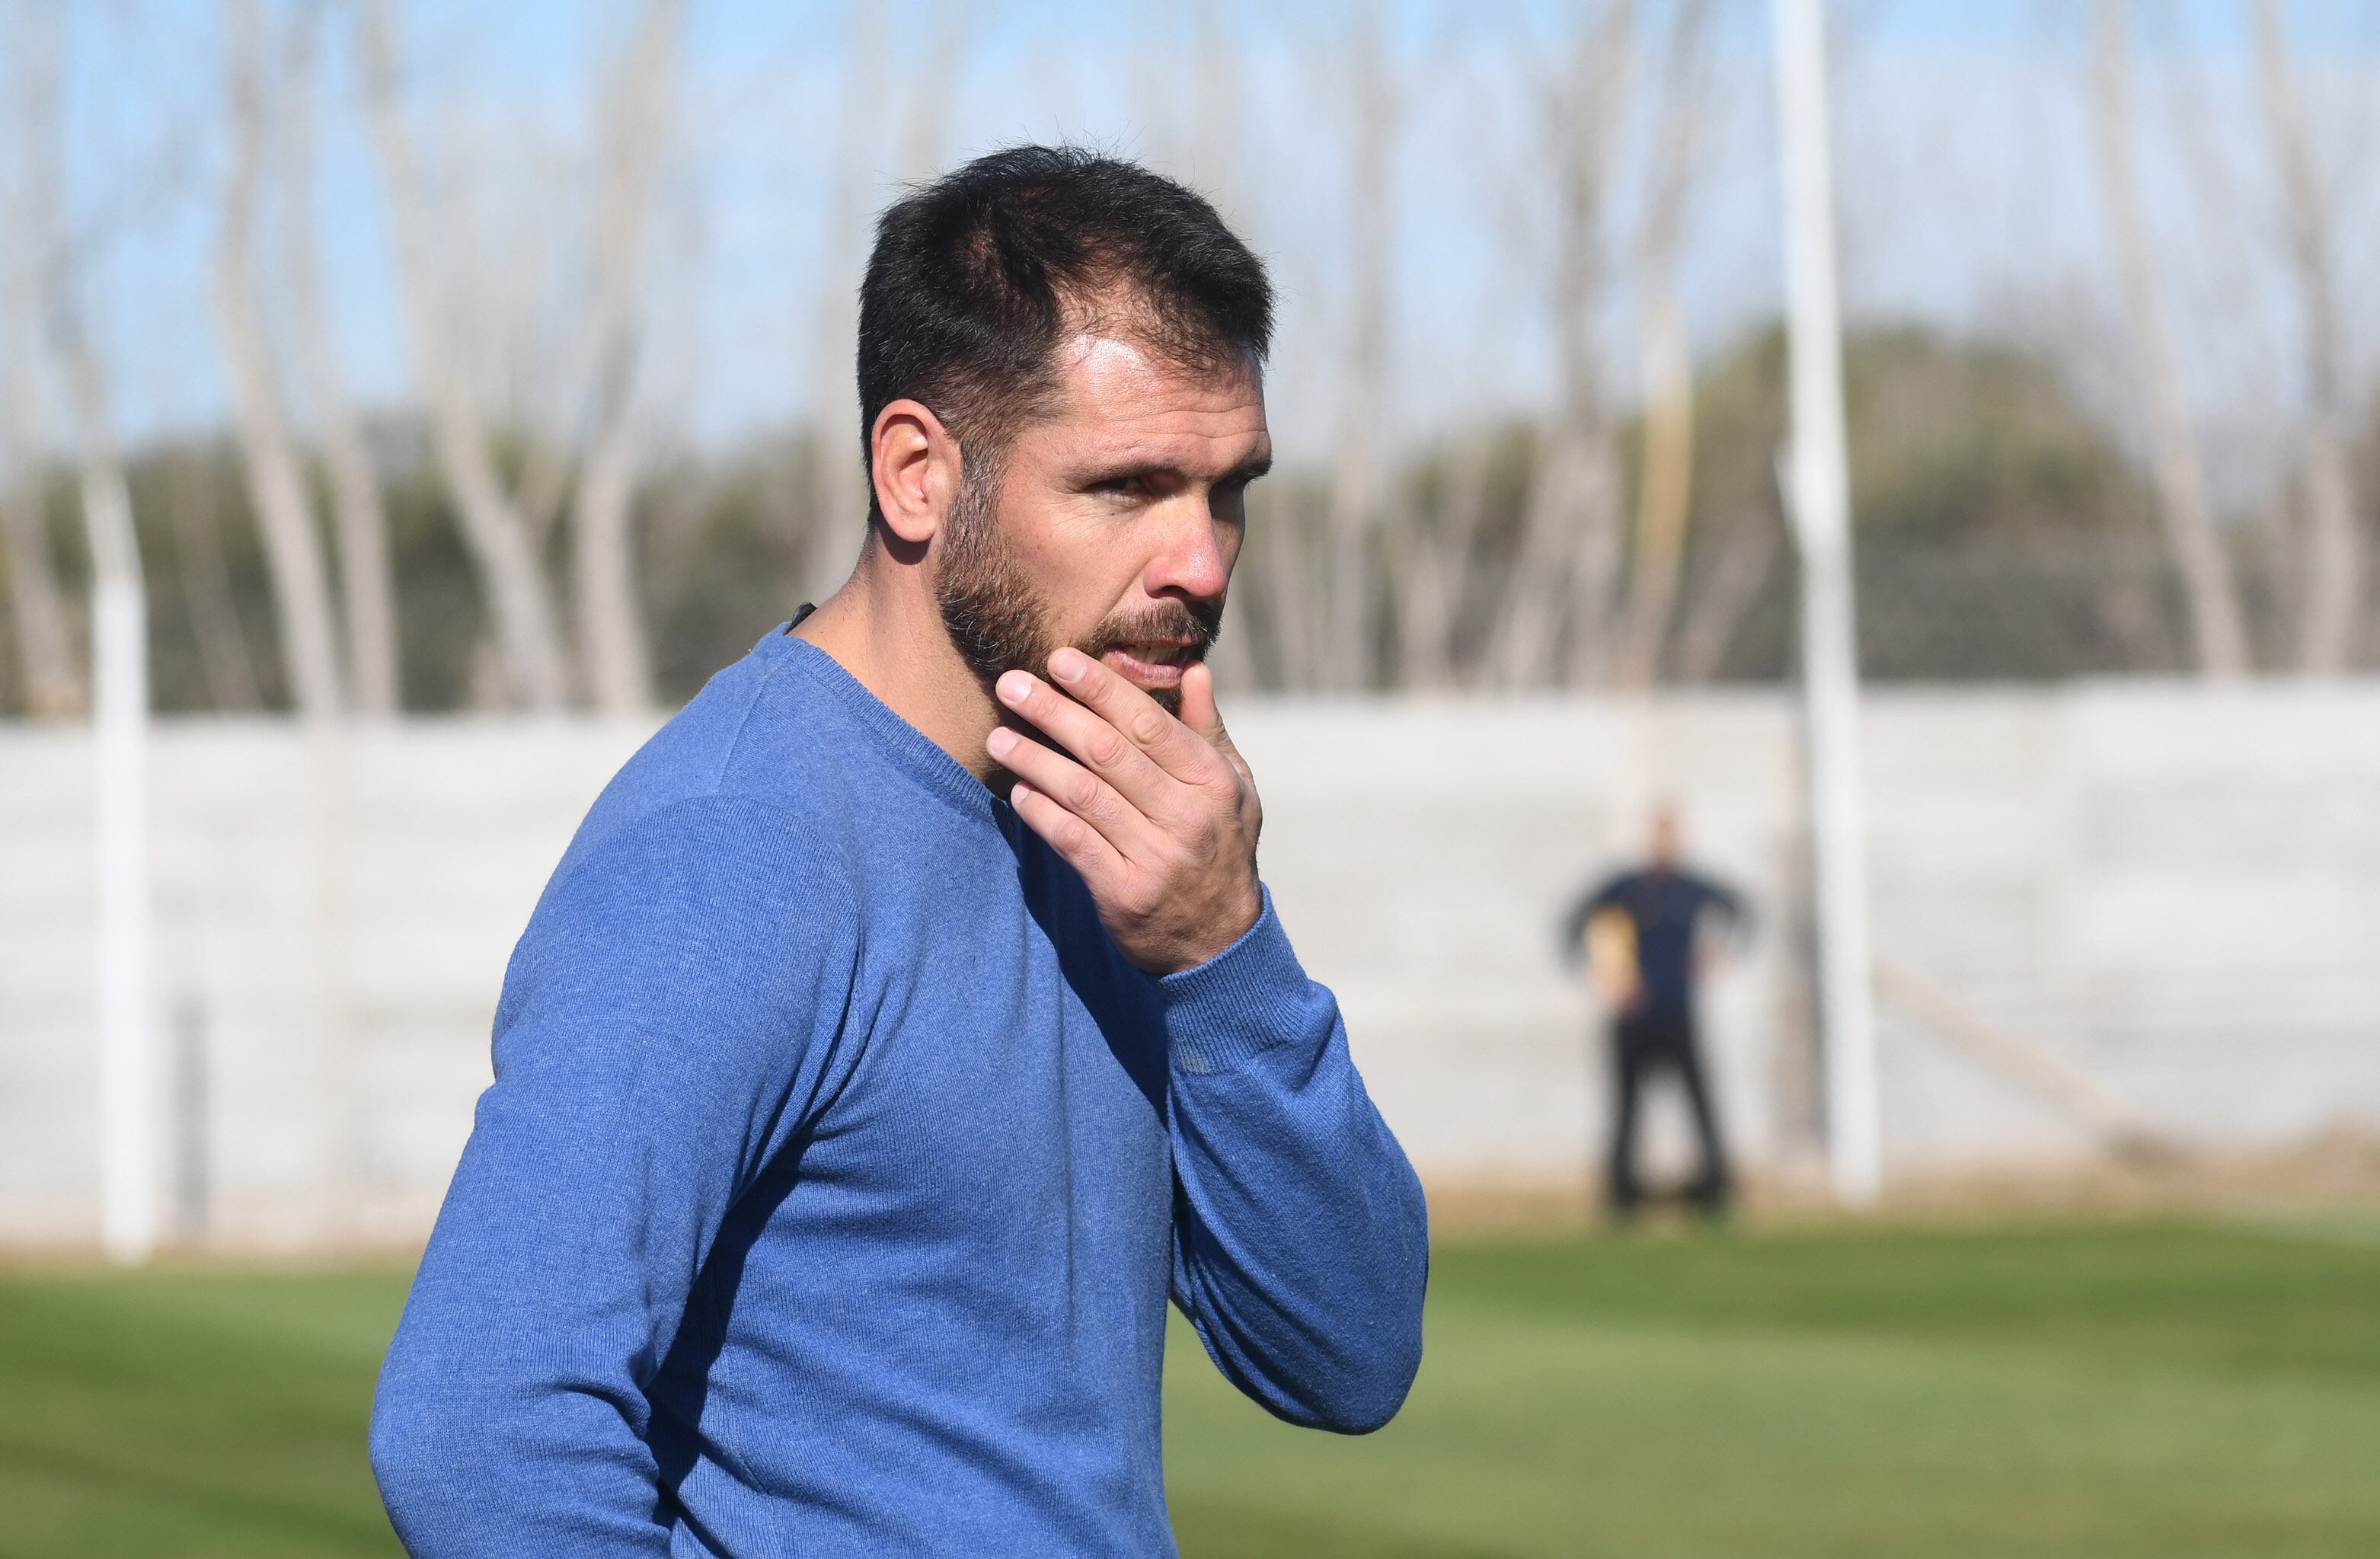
[{"x1": 3, "y1": 1219, "x2": 2376, "y2": 1557}]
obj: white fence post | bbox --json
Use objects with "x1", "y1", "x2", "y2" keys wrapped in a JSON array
[
  {"x1": 91, "y1": 495, "x2": 155, "y2": 1263},
  {"x1": 1773, "y1": 0, "x2": 1880, "y2": 1206}
]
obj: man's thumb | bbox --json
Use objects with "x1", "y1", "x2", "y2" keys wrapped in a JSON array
[
  {"x1": 1180, "y1": 662, "x2": 1253, "y2": 783},
  {"x1": 1180, "y1": 661, "x2": 1225, "y2": 742}
]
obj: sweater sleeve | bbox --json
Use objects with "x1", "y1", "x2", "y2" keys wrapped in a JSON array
[
  {"x1": 1158, "y1": 888, "x2": 1429, "y2": 1434},
  {"x1": 369, "y1": 797, "x2": 859, "y2": 1557}
]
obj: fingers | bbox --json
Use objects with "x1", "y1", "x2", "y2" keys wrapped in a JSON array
[
  {"x1": 995, "y1": 665, "x2": 1184, "y2": 818},
  {"x1": 987, "y1": 724, "x2": 1158, "y2": 856},
  {"x1": 1177, "y1": 660, "x2": 1222, "y2": 742},
  {"x1": 1007, "y1": 776, "x2": 1131, "y2": 895},
  {"x1": 1044, "y1": 648, "x2": 1224, "y2": 787},
  {"x1": 1177, "y1": 663, "x2": 1253, "y2": 787}
]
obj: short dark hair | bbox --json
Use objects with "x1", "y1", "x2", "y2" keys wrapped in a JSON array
[{"x1": 855, "y1": 145, "x2": 1273, "y2": 523}]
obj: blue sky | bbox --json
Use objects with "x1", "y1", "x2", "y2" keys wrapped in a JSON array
[{"x1": 24, "y1": 0, "x2": 2378, "y2": 475}]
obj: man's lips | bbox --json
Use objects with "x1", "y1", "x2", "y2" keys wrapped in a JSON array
[{"x1": 1099, "y1": 642, "x2": 1200, "y2": 688}]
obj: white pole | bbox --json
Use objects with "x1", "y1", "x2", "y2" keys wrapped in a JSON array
[
  {"x1": 88, "y1": 471, "x2": 155, "y2": 1264},
  {"x1": 1772, "y1": 0, "x2": 1880, "y2": 1206},
  {"x1": 24, "y1": 0, "x2": 156, "y2": 1260}
]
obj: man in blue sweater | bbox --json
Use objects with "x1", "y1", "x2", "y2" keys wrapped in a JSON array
[{"x1": 369, "y1": 146, "x2": 1429, "y2": 1555}]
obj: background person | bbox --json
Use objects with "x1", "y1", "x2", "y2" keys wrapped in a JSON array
[{"x1": 1562, "y1": 806, "x2": 1750, "y2": 1219}]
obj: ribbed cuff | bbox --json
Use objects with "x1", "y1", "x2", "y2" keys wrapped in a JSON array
[{"x1": 1156, "y1": 886, "x2": 1312, "y2": 1073}]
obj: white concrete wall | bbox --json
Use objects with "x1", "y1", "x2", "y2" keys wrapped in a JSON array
[{"x1": 4, "y1": 683, "x2": 2377, "y2": 1246}]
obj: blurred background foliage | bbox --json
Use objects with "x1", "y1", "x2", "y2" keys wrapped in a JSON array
[
  {"x1": 2, "y1": 1, "x2": 2375, "y2": 715},
  {"x1": 0, "y1": 321, "x2": 2311, "y2": 711}
]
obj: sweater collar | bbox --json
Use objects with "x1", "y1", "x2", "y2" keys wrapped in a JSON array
[{"x1": 754, "y1": 624, "x2": 1018, "y2": 840}]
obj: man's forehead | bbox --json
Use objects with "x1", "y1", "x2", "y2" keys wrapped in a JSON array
[{"x1": 1037, "y1": 332, "x2": 1269, "y2": 465}]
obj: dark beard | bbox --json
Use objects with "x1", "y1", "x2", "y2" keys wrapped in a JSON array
[
  {"x1": 934, "y1": 472, "x2": 1049, "y2": 688},
  {"x1": 934, "y1": 471, "x2": 1222, "y2": 717}
]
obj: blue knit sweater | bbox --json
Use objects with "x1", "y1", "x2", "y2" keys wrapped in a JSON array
[{"x1": 368, "y1": 628, "x2": 1429, "y2": 1557}]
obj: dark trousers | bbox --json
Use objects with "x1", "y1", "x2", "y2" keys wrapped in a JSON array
[{"x1": 1606, "y1": 1011, "x2": 1731, "y2": 1215}]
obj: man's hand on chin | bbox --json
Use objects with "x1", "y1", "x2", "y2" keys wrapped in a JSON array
[{"x1": 988, "y1": 648, "x2": 1263, "y2": 975}]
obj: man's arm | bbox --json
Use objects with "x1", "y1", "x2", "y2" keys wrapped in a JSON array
[
  {"x1": 1158, "y1": 891, "x2": 1428, "y2": 1431},
  {"x1": 1699, "y1": 873, "x2": 1755, "y2": 946},
  {"x1": 1558, "y1": 874, "x2": 1628, "y2": 968},
  {"x1": 369, "y1": 797, "x2": 858, "y2": 1557},
  {"x1": 988, "y1": 653, "x2": 1426, "y2": 1432}
]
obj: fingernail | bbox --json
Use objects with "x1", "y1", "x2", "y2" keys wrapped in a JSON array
[
  {"x1": 1051, "y1": 649, "x2": 1088, "y2": 684},
  {"x1": 987, "y1": 727, "x2": 1016, "y2": 759},
  {"x1": 997, "y1": 671, "x2": 1033, "y2": 705}
]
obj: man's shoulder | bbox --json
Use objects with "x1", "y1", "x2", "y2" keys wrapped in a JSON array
[
  {"x1": 1593, "y1": 870, "x2": 1647, "y2": 902},
  {"x1": 616, "y1": 630, "x2": 826, "y2": 794},
  {"x1": 555, "y1": 633, "x2": 861, "y2": 889},
  {"x1": 1678, "y1": 867, "x2": 1739, "y2": 904}
]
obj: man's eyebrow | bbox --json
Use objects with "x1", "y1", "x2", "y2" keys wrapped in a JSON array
[
  {"x1": 1075, "y1": 451, "x2": 1273, "y2": 487},
  {"x1": 1078, "y1": 458, "x2": 1176, "y2": 487}
]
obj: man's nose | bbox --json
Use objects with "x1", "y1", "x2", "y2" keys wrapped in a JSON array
[{"x1": 1145, "y1": 496, "x2": 1232, "y2": 602}]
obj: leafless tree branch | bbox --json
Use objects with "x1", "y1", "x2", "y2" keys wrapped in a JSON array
[
  {"x1": 361, "y1": 0, "x2": 570, "y2": 709},
  {"x1": 800, "y1": 0, "x2": 890, "y2": 609},
  {"x1": 2253, "y1": 0, "x2": 2362, "y2": 673},
  {"x1": 165, "y1": 446, "x2": 264, "y2": 712},
  {"x1": 1612, "y1": 0, "x2": 1711, "y2": 690},
  {"x1": 2091, "y1": 0, "x2": 2250, "y2": 678},
  {"x1": 17, "y1": 1, "x2": 142, "y2": 676},
  {"x1": 571, "y1": 0, "x2": 684, "y2": 714},
  {"x1": 1323, "y1": 1, "x2": 1395, "y2": 692},
  {"x1": 0, "y1": 0, "x2": 85, "y2": 717},
  {"x1": 214, "y1": 0, "x2": 347, "y2": 721},
  {"x1": 1486, "y1": 0, "x2": 1637, "y2": 688},
  {"x1": 280, "y1": 0, "x2": 402, "y2": 714}
]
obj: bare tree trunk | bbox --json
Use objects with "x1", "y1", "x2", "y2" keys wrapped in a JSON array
[
  {"x1": 27, "y1": 0, "x2": 156, "y2": 1257},
  {"x1": 1612, "y1": 0, "x2": 1709, "y2": 690},
  {"x1": 47, "y1": 289, "x2": 142, "y2": 791},
  {"x1": 1672, "y1": 504, "x2": 1781, "y2": 683},
  {"x1": 1548, "y1": 6, "x2": 1640, "y2": 691},
  {"x1": 215, "y1": 0, "x2": 346, "y2": 722},
  {"x1": 280, "y1": 0, "x2": 401, "y2": 714},
  {"x1": 361, "y1": 0, "x2": 570, "y2": 710},
  {"x1": 1324, "y1": 5, "x2": 1394, "y2": 692},
  {"x1": 2254, "y1": 0, "x2": 2362, "y2": 674},
  {"x1": 1192, "y1": 0, "x2": 1260, "y2": 695},
  {"x1": 1264, "y1": 497, "x2": 1320, "y2": 692},
  {"x1": 2, "y1": 5, "x2": 85, "y2": 717},
  {"x1": 497, "y1": 129, "x2": 597, "y2": 562},
  {"x1": 570, "y1": 0, "x2": 682, "y2": 714},
  {"x1": 1394, "y1": 438, "x2": 1491, "y2": 690},
  {"x1": 2091, "y1": 0, "x2": 2251, "y2": 678},
  {"x1": 1487, "y1": 1, "x2": 1635, "y2": 688},
  {"x1": 0, "y1": 458, "x2": 77, "y2": 716},
  {"x1": 1612, "y1": 301, "x2": 1692, "y2": 688},
  {"x1": 1, "y1": 315, "x2": 81, "y2": 717},
  {"x1": 512, "y1": 431, "x2": 573, "y2": 557},
  {"x1": 165, "y1": 448, "x2": 264, "y2": 711},
  {"x1": 800, "y1": 0, "x2": 889, "y2": 608}
]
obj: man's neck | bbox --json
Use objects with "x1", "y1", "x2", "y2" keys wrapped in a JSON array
[{"x1": 792, "y1": 545, "x2": 1006, "y2": 784}]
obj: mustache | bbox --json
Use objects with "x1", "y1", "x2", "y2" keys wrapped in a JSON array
[{"x1": 1079, "y1": 598, "x2": 1222, "y2": 663}]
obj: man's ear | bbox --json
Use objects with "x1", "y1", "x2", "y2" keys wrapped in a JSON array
[{"x1": 870, "y1": 399, "x2": 961, "y2": 547}]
